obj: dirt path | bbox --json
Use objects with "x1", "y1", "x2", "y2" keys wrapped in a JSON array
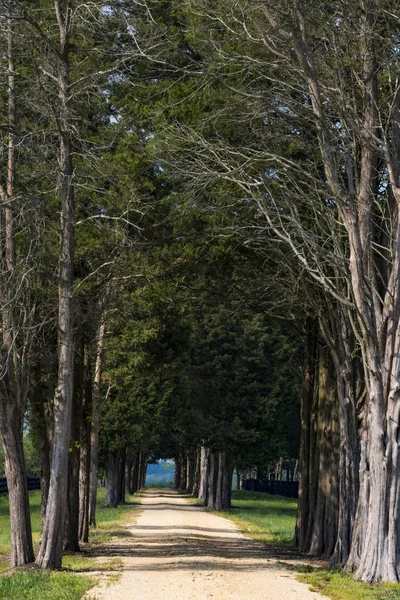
[{"x1": 85, "y1": 490, "x2": 325, "y2": 600}]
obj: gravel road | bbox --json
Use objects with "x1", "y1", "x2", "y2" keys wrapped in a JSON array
[{"x1": 85, "y1": 489, "x2": 325, "y2": 600}]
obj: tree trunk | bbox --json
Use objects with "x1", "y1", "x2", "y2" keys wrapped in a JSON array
[
  {"x1": 117, "y1": 449, "x2": 126, "y2": 504},
  {"x1": 125, "y1": 459, "x2": 133, "y2": 496},
  {"x1": 64, "y1": 338, "x2": 85, "y2": 552},
  {"x1": 308, "y1": 346, "x2": 339, "y2": 558},
  {"x1": 215, "y1": 451, "x2": 224, "y2": 510},
  {"x1": 88, "y1": 318, "x2": 106, "y2": 527},
  {"x1": 140, "y1": 454, "x2": 147, "y2": 489},
  {"x1": 222, "y1": 454, "x2": 234, "y2": 509},
  {"x1": 0, "y1": 400, "x2": 34, "y2": 566},
  {"x1": 30, "y1": 367, "x2": 51, "y2": 530},
  {"x1": 36, "y1": 0, "x2": 75, "y2": 570},
  {"x1": 198, "y1": 446, "x2": 208, "y2": 499},
  {"x1": 193, "y1": 448, "x2": 201, "y2": 497},
  {"x1": 174, "y1": 453, "x2": 181, "y2": 490},
  {"x1": 104, "y1": 452, "x2": 119, "y2": 508},
  {"x1": 79, "y1": 346, "x2": 92, "y2": 542},
  {"x1": 186, "y1": 449, "x2": 195, "y2": 494},
  {"x1": 0, "y1": 11, "x2": 35, "y2": 568},
  {"x1": 179, "y1": 450, "x2": 186, "y2": 491},
  {"x1": 295, "y1": 314, "x2": 318, "y2": 551},
  {"x1": 206, "y1": 451, "x2": 217, "y2": 509}
]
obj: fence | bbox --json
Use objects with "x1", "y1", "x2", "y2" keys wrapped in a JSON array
[
  {"x1": 243, "y1": 478, "x2": 298, "y2": 498},
  {"x1": 0, "y1": 477, "x2": 40, "y2": 496}
]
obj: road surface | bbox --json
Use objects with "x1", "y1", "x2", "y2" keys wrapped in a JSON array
[{"x1": 85, "y1": 489, "x2": 325, "y2": 600}]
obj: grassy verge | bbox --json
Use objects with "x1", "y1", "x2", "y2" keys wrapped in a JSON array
[
  {"x1": 208, "y1": 490, "x2": 400, "y2": 600},
  {"x1": 298, "y1": 568, "x2": 400, "y2": 600},
  {"x1": 0, "y1": 488, "x2": 140, "y2": 599},
  {"x1": 204, "y1": 490, "x2": 298, "y2": 546}
]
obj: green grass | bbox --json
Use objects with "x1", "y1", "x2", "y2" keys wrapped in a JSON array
[
  {"x1": 0, "y1": 569, "x2": 93, "y2": 600},
  {"x1": 213, "y1": 490, "x2": 297, "y2": 546},
  {"x1": 88, "y1": 488, "x2": 139, "y2": 544},
  {"x1": 0, "y1": 491, "x2": 42, "y2": 558},
  {"x1": 299, "y1": 568, "x2": 400, "y2": 600},
  {"x1": 0, "y1": 488, "x2": 140, "y2": 599}
]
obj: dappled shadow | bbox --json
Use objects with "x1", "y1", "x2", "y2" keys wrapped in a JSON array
[
  {"x1": 81, "y1": 489, "x2": 321, "y2": 578},
  {"x1": 132, "y1": 525, "x2": 236, "y2": 534}
]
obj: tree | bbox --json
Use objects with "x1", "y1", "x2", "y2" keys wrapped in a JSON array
[{"x1": 145, "y1": 0, "x2": 400, "y2": 582}]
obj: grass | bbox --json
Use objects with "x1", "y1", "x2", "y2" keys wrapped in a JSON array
[
  {"x1": 0, "y1": 491, "x2": 42, "y2": 559},
  {"x1": 0, "y1": 570, "x2": 93, "y2": 600},
  {"x1": 298, "y1": 568, "x2": 400, "y2": 600},
  {"x1": 0, "y1": 488, "x2": 140, "y2": 599},
  {"x1": 209, "y1": 490, "x2": 400, "y2": 600},
  {"x1": 209, "y1": 490, "x2": 298, "y2": 546}
]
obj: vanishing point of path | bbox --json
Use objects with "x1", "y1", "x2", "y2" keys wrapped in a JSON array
[{"x1": 86, "y1": 489, "x2": 325, "y2": 600}]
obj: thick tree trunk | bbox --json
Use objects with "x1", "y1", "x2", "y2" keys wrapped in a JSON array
[
  {"x1": 0, "y1": 398, "x2": 34, "y2": 566},
  {"x1": 295, "y1": 314, "x2": 318, "y2": 551},
  {"x1": 88, "y1": 318, "x2": 106, "y2": 528},
  {"x1": 308, "y1": 348, "x2": 339, "y2": 558}
]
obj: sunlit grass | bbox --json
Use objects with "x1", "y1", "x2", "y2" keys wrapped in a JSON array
[
  {"x1": 0, "y1": 491, "x2": 42, "y2": 561},
  {"x1": 214, "y1": 490, "x2": 297, "y2": 546},
  {"x1": 298, "y1": 568, "x2": 400, "y2": 600},
  {"x1": 0, "y1": 569, "x2": 93, "y2": 600},
  {"x1": 88, "y1": 488, "x2": 139, "y2": 544},
  {"x1": 0, "y1": 487, "x2": 140, "y2": 598}
]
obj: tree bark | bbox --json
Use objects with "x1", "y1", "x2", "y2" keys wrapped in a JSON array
[
  {"x1": 206, "y1": 451, "x2": 217, "y2": 509},
  {"x1": 193, "y1": 448, "x2": 201, "y2": 497},
  {"x1": 295, "y1": 314, "x2": 318, "y2": 551},
  {"x1": 64, "y1": 338, "x2": 85, "y2": 551},
  {"x1": 36, "y1": 0, "x2": 75, "y2": 569},
  {"x1": 79, "y1": 346, "x2": 92, "y2": 542},
  {"x1": 104, "y1": 452, "x2": 119, "y2": 508},
  {"x1": 198, "y1": 446, "x2": 208, "y2": 499},
  {"x1": 215, "y1": 451, "x2": 224, "y2": 510},
  {"x1": 88, "y1": 318, "x2": 106, "y2": 527}
]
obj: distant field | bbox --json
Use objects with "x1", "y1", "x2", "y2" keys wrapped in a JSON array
[{"x1": 146, "y1": 460, "x2": 174, "y2": 485}]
